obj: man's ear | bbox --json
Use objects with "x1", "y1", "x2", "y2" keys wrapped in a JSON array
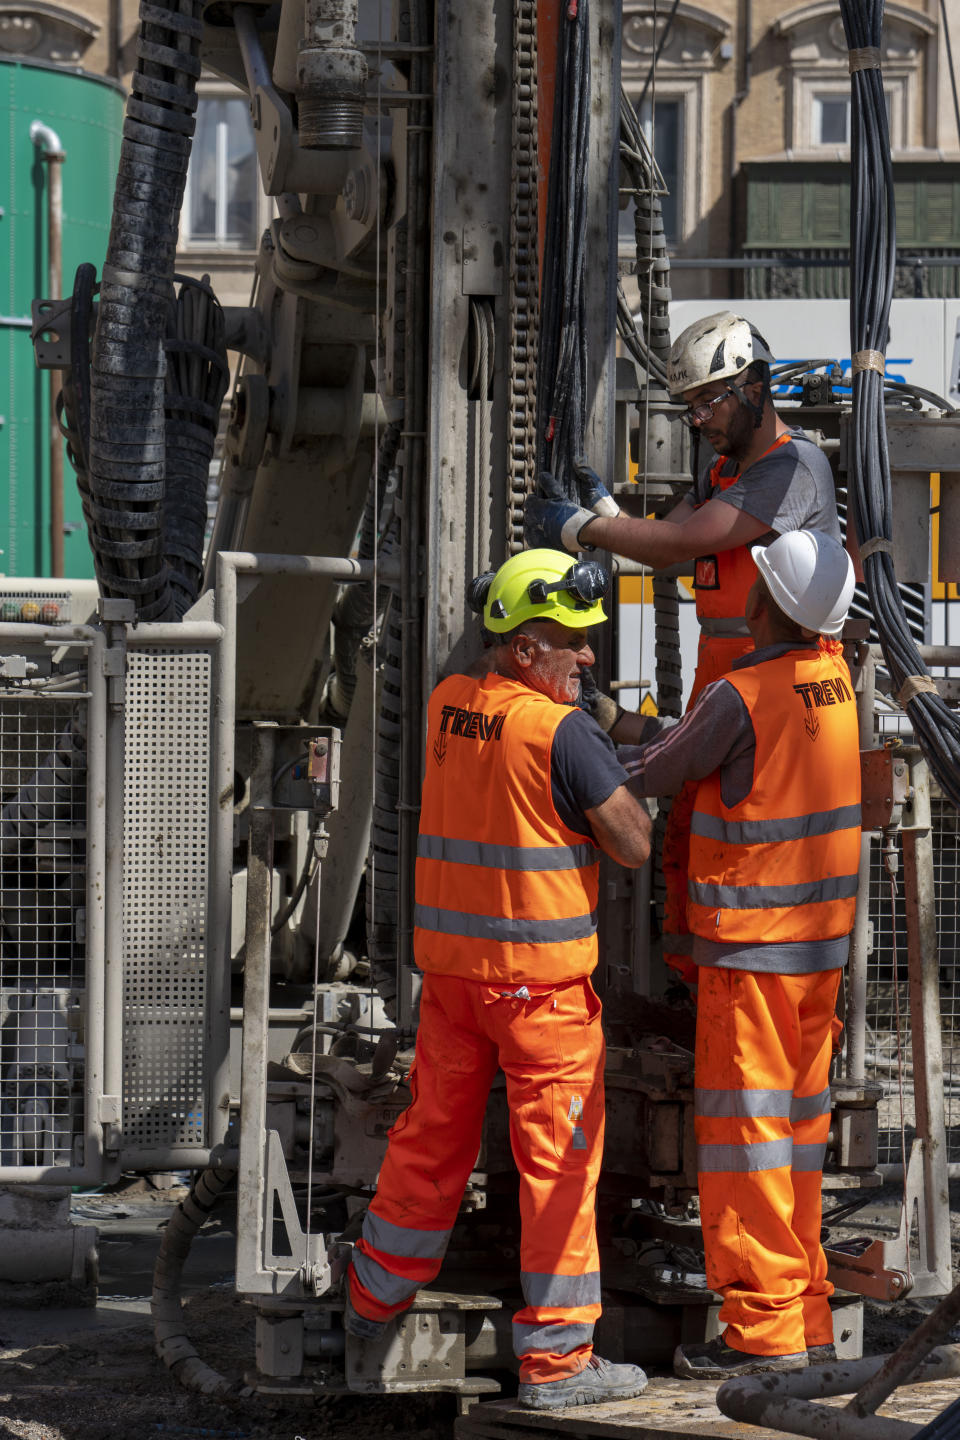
[{"x1": 511, "y1": 632, "x2": 535, "y2": 669}]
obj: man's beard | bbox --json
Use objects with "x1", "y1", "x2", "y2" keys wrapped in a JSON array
[{"x1": 714, "y1": 402, "x2": 756, "y2": 463}]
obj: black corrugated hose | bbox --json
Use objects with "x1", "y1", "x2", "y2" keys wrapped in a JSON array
[
  {"x1": 88, "y1": 0, "x2": 207, "y2": 622},
  {"x1": 164, "y1": 275, "x2": 229, "y2": 618},
  {"x1": 535, "y1": 0, "x2": 590, "y2": 500},
  {"x1": 841, "y1": 0, "x2": 960, "y2": 811}
]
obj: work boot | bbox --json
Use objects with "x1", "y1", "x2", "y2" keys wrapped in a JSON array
[
  {"x1": 343, "y1": 1288, "x2": 388, "y2": 1341},
  {"x1": 518, "y1": 1355, "x2": 648, "y2": 1409},
  {"x1": 674, "y1": 1335, "x2": 808, "y2": 1380},
  {"x1": 807, "y1": 1343, "x2": 837, "y2": 1364}
]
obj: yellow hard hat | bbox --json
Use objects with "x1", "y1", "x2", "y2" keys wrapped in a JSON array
[{"x1": 480, "y1": 549, "x2": 608, "y2": 633}]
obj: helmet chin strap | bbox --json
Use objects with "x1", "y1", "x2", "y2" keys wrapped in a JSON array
[{"x1": 732, "y1": 366, "x2": 769, "y2": 429}]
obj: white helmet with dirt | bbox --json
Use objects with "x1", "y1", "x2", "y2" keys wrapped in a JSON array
[
  {"x1": 667, "y1": 310, "x2": 776, "y2": 397},
  {"x1": 751, "y1": 529, "x2": 855, "y2": 638}
]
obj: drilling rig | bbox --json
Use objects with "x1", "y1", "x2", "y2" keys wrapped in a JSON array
[{"x1": 1, "y1": 0, "x2": 959, "y2": 1428}]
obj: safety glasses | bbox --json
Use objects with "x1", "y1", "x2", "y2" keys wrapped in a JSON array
[
  {"x1": 527, "y1": 560, "x2": 608, "y2": 608},
  {"x1": 681, "y1": 387, "x2": 735, "y2": 429}
]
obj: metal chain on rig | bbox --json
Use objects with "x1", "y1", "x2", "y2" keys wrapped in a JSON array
[{"x1": 506, "y1": 0, "x2": 539, "y2": 554}]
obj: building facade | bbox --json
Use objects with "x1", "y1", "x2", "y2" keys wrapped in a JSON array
[
  {"x1": 0, "y1": 0, "x2": 269, "y2": 313},
  {"x1": 621, "y1": 0, "x2": 960, "y2": 299}
]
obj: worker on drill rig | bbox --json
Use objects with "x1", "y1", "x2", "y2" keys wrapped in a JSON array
[
  {"x1": 525, "y1": 311, "x2": 842, "y2": 988},
  {"x1": 620, "y1": 529, "x2": 860, "y2": 1379},
  {"x1": 344, "y1": 549, "x2": 652, "y2": 1411}
]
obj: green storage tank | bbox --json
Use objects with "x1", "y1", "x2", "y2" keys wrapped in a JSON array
[{"x1": 1, "y1": 58, "x2": 123, "y2": 580}]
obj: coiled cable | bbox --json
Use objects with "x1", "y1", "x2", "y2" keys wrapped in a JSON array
[{"x1": 841, "y1": 0, "x2": 960, "y2": 811}]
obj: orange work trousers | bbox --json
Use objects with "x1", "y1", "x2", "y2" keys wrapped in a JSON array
[
  {"x1": 694, "y1": 965, "x2": 841, "y2": 1357},
  {"x1": 661, "y1": 634, "x2": 752, "y2": 982},
  {"x1": 347, "y1": 971, "x2": 606, "y2": 1383}
]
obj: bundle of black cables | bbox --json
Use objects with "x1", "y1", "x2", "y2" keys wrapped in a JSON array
[
  {"x1": 841, "y1": 0, "x2": 960, "y2": 811},
  {"x1": 535, "y1": 0, "x2": 591, "y2": 499}
]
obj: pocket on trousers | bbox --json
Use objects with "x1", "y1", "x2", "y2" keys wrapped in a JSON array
[{"x1": 550, "y1": 1076, "x2": 603, "y2": 1163}]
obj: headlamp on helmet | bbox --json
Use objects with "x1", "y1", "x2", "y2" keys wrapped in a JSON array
[{"x1": 475, "y1": 549, "x2": 609, "y2": 633}]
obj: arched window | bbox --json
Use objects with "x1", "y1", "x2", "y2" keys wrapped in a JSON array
[
  {"x1": 773, "y1": 2, "x2": 937, "y2": 155},
  {"x1": 620, "y1": 2, "x2": 730, "y2": 249}
]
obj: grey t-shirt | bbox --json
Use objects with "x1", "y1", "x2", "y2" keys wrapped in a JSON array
[{"x1": 693, "y1": 428, "x2": 841, "y2": 542}]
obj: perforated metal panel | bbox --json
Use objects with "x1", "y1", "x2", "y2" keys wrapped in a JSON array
[
  {"x1": 122, "y1": 650, "x2": 211, "y2": 1150},
  {"x1": 864, "y1": 801, "x2": 960, "y2": 1165},
  {"x1": 0, "y1": 682, "x2": 89, "y2": 1168}
]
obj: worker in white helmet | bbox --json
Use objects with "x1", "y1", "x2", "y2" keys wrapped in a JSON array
[
  {"x1": 526, "y1": 310, "x2": 844, "y2": 984},
  {"x1": 619, "y1": 529, "x2": 860, "y2": 1380}
]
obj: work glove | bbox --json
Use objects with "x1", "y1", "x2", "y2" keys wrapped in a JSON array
[
  {"x1": 573, "y1": 459, "x2": 620, "y2": 519},
  {"x1": 578, "y1": 667, "x2": 623, "y2": 734},
  {"x1": 524, "y1": 467, "x2": 620, "y2": 554}
]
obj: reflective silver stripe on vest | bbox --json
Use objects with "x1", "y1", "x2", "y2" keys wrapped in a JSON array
[
  {"x1": 414, "y1": 903, "x2": 597, "y2": 944},
  {"x1": 512, "y1": 1321, "x2": 595, "y2": 1358},
  {"x1": 691, "y1": 804, "x2": 862, "y2": 847},
  {"x1": 418, "y1": 834, "x2": 598, "y2": 872},
  {"x1": 790, "y1": 1088, "x2": 831, "y2": 1122},
  {"x1": 688, "y1": 873, "x2": 859, "y2": 911},
  {"x1": 364, "y1": 1210, "x2": 451, "y2": 1261},
  {"x1": 521, "y1": 1271, "x2": 602, "y2": 1308},
  {"x1": 699, "y1": 615, "x2": 751, "y2": 638},
  {"x1": 698, "y1": 1137, "x2": 793, "y2": 1173},
  {"x1": 696, "y1": 1087, "x2": 793, "y2": 1119},
  {"x1": 792, "y1": 1142, "x2": 827, "y2": 1172},
  {"x1": 352, "y1": 1250, "x2": 421, "y2": 1308}
]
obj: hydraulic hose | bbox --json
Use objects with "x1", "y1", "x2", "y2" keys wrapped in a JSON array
[
  {"x1": 88, "y1": 0, "x2": 207, "y2": 622},
  {"x1": 151, "y1": 1162, "x2": 251, "y2": 1397},
  {"x1": 841, "y1": 0, "x2": 960, "y2": 811},
  {"x1": 619, "y1": 89, "x2": 671, "y2": 375}
]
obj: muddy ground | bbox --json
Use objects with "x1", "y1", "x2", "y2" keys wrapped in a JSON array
[{"x1": 0, "y1": 1178, "x2": 958, "y2": 1440}]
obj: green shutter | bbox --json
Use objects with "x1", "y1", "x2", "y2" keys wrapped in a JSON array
[
  {"x1": 895, "y1": 180, "x2": 917, "y2": 244},
  {"x1": 925, "y1": 180, "x2": 958, "y2": 243},
  {"x1": 811, "y1": 179, "x2": 844, "y2": 242}
]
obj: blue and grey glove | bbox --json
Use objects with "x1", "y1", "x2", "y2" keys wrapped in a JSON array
[
  {"x1": 524, "y1": 467, "x2": 620, "y2": 554},
  {"x1": 573, "y1": 459, "x2": 620, "y2": 519}
]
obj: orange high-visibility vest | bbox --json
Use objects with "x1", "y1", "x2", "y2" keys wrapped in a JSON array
[
  {"x1": 692, "y1": 434, "x2": 793, "y2": 642},
  {"x1": 413, "y1": 673, "x2": 600, "y2": 984},
  {"x1": 687, "y1": 648, "x2": 861, "y2": 946}
]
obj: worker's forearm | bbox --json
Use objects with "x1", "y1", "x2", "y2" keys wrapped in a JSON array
[
  {"x1": 608, "y1": 710, "x2": 660, "y2": 746},
  {"x1": 582, "y1": 513, "x2": 693, "y2": 568}
]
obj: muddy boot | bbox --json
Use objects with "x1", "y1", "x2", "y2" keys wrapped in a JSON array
[
  {"x1": 518, "y1": 1355, "x2": 648, "y2": 1410},
  {"x1": 674, "y1": 1334, "x2": 808, "y2": 1380}
]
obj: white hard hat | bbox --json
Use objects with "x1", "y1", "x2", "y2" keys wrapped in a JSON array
[
  {"x1": 751, "y1": 529, "x2": 855, "y2": 637},
  {"x1": 667, "y1": 310, "x2": 776, "y2": 396}
]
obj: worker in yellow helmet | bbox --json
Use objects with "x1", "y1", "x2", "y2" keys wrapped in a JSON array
[{"x1": 345, "y1": 549, "x2": 652, "y2": 1410}]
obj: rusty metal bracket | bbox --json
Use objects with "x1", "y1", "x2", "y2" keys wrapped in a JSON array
[{"x1": 860, "y1": 747, "x2": 911, "y2": 832}]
